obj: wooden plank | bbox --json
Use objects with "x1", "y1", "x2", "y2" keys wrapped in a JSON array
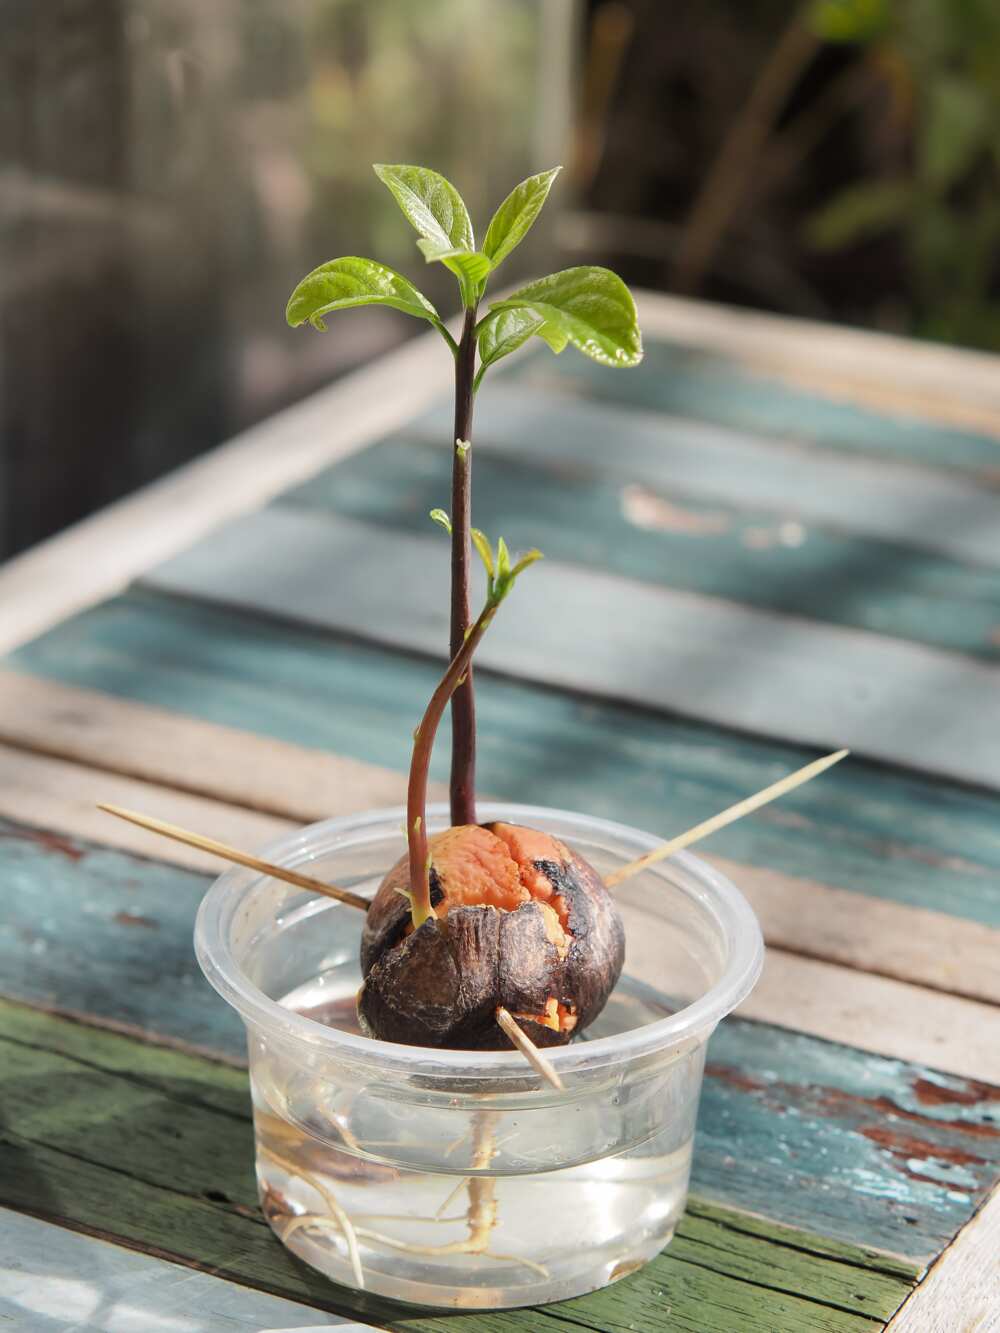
[
  {"x1": 6, "y1": 802, "x2": 1000, "y2": 1080},
  {"x1": 634, "y1": 292, "x2": 1000, "y2": 442},
  {"x1": 0, "y1": 742, "x2": 294, "y2": 876},
  {"x1": 1, "y1": 821, "x2": 997, "y2": 1260},
  {"x1": 713, "y1": 857, "x2": 1000, "y2": 1007},
  {"x1": 885, "y1": 1185, "x2": 1000, "y2": 1331},
  {"x1": 420, "y1": 383, "x2": 1000, "y2": 568},
  {"x1": 12, "y1": 593, "x2": 1000, "y2": 934},
  {"x1": 0, "y1": 672, "x2": 418, "y2": 826},
  {"x1": 141, "y1": 506, "x2": 1000, "y2": 792},
  {"x1": 740, "y1": 952, "x2": 1000, "y2": 1082},
  {"x1": 0, "y1": 1206, "x2": 359, "y2": 1331},
  {"x1": 280, "y1": 434, "x2": 1000, "y2": 660},
  {"x1": 700, "y1": 1022, "x2": 1000, "y2": 1262},
  {"x1": 1, "y1": 721, "x2": 997, "y2": 1005},
  {"x1": 1, "y1": 284, "x2": 997, "y2": 662},
  {"x1": 0, "y1": 998, "x2": 918, "y2": 1328},
  {"x1": 0, "y1": 321, "x2": 455, "y2": 657},
  {"x1": 516, "y1": 336, "x2": 1000, "y2": 471}
]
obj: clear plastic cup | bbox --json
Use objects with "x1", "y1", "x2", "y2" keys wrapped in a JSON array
[{"x1": 195, "y1": 802, "x2": 763, "y2": 1309}]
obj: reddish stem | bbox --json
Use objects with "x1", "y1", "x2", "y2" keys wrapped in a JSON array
[
  {"x1": 408, "y1": 599, "x2": 497, "y2": 926},
  {"x1": 449, "y1": 307, "x2": 478, "y2": 826}
]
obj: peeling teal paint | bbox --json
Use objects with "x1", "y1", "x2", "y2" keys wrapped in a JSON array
[{"x1": 11, "y1": 593, "x2": 1000, "y2": 927}]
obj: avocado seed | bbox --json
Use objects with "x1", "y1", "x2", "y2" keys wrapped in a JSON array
[{"x1": 358, "y1": 822, "x2": 625, "y2": 1049}]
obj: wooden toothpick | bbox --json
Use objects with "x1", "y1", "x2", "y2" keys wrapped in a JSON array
[
  {"x1": 604, "y1": 748, "x2": 849, "y2": 889},
  {"x1": 97, "y1": 804, "x2": 371, "y2": 912},
  {"x1": 98, "y1": 804, "x2": 570, "y2": 1090},
  {"x1": 495, "y1": 1007, "x2": 565, "y2": 1091}
]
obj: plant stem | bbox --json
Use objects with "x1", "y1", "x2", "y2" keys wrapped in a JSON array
[
  {"x1": 449, "y1": 306, "x2": 478, "y2": 827},
  {"x1": 408, "y1": 598, "x2": 498, "y2": 926}
]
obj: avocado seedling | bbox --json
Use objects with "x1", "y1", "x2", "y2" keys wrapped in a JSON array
[{"x1": 286, "y1": 163, "x2": 642, "y2": 1054}]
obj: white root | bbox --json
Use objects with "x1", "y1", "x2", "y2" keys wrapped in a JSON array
[
  {"x1": 261, "y1": 1144, "x2": 364, "y2": 1290},
  {"x1": 261, "y1": 1106, "x2": 550, "y2": 1284}
]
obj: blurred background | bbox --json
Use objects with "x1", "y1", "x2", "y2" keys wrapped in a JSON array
[{"x1": 2, "y1": 0, "x2": 998, "y2": 561}]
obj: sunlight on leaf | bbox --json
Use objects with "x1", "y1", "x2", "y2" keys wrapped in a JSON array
[
  {"x1": 490, "y1": 267, "x2": 642, "y2": 367},
  {"x1": 286, "y1": 257, "x2": 440, "y2": 329}
]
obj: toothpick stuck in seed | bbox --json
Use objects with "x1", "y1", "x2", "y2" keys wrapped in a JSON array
[
  {"x1": 495, "y1": 1007, "x2": 565, "y2": 1091},
  {"x1": 98, "y1": 804, "x2": 568, "y2": 1090},
  {"x1": 604, "y1": 748, "x2": 849, "y2": 889},
  {"x1": 97, "y1": 804, "x2": 370, "y2": 912}
]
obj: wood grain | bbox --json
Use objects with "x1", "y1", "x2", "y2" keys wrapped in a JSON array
[
  {"x1": 2, "y1": 732, "x2": 998, "y2": 1006},
  {"x1": 742, "y1": 951, "x2": 1000, "y2": 1083},
  {"x1": 885, "y1": 1185, "x2": 1000, "y2": 1331},
  {"x1": 516, "y1": 336, "x2": 1000, "y2": 470},
  {"x1": 13, "y1": 593, "x2": 1000, "y2": 934},
  {"x1": 281, "y1": 435, "x2": 1000, "y2": 660},
  {"x1": 0, "y1": 741, "x2": 293, "y2": 875},
  {"x1": 0, "y1": 1207, "x2": 347, "y2": 1331},
  {"x1": 425, "y1": 383, "x2": 1000, "y2": 568},
  {"x1": 141, "y1": 506, "x2": 1000, "y2": 791},
  {"x1": 0, "y1": 998, "x2": 918, "y2": 1329},
  {"x1": 634, "y1": 292, "x2": 1000, "y2": 441},
  {"x1": 1, "y1": 818, "x2": 997, "y2": 1260},
  {"x1": 0, "y1": 668, "x2": 418, "y2": 820}
]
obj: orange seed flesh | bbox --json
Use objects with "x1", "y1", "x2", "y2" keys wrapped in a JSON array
[{"x1": 428, "y1": 823, "x2": 577, "y2": 1032}]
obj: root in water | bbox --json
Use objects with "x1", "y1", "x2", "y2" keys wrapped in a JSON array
[
  {"x1": 260, "y1": 1108, "x2": 550, "y2": 1284},
  {"x1": 261, "y1": 1144, "x2": 364, "y2": 1289}
]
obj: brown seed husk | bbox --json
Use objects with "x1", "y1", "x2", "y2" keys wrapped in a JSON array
[{"x1": 358, "y1": 823, "x2": 625, "y2": 1050}]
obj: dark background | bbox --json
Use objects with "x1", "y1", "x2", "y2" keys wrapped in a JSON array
[{"x1": 2, "y1": 0, "x2": 998, "y2": 560}]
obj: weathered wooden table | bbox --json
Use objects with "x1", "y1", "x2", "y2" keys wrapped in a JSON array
[{"x1": 2, "y1": 294, "x2": 999, "y2": 1332}]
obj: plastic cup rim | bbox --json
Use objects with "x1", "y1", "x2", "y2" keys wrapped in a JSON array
[{"x1": 194, "y1": 801, "x2": 765, "y2": 1082}]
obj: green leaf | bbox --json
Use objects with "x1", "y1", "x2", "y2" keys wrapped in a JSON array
[
  {"x1": 474, "y1": 308, "x2": 570, "y2": 388},
  {"x1": 476, "y1": 308, "x2": 544, "y2": 375},
  {"x1": 803, "y1": 180, "x2": 912, "y2": 251},
  {"x1": 471, "y1": 528, "x2": 494, "y2": 579},
  {"x1": 286, "y1": 257, "x2": 440, "y2": 330},
  {"x1": 490, "y1": 266, "x2": 642, "y2": 368},
  {"x1": 482, "y1": 166, "x2": 561, "y2": 269},
  {"x1": 418, "y1": 240, "x2": 491, "y2": 284},
  {"x1": 429, "y1": 508, "x2": 452, "y2": 535},
  {"x1": 373, "y1": 163, "x2": 474, "y2": 253},
  {"x1": 511, "y1": 549, "x2": 543, "y2": 579},
  {"x1": 535, "y1": 321, "x2": 570, "y2": 354},
  {"x1": 417, "y1": 239, "x2": 491, "y2": 307}
]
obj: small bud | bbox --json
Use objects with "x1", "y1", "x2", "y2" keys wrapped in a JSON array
[
  {"x1": 471, "y1": 528, "x2": 494, "y2": 579},
  {"x1": 429, "y1": 508, "x2": 452, "y2": 535},
  {"x1": 413, "y1": 815, "x2": 422, "y2": 833},
  {"x1": 455, "y1": 439, "x2": 471, "y2": 458},
  {"x1": 512, "y1": 548, "x2": 543, "y2": 578}
]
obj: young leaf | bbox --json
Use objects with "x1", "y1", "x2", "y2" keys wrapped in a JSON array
[
  {"x1": 417, "y1": 239, "x2": 491, "y2": 307},
  {"x1": 489, "y1": 266, "x2": 643, "y2": 367},
  {"x1": 471, "y1": 528, "x2": 495, "y2": 579},
  {"x1": 373, "y1": 164, "x2": 474, "y2": 253},
  {"x1": 429, "y1": 508, "x2": 452, "y2": 535},
  {"x1": 483, "y1": 166, "x2": 561, "y2": 269},
  {"x1": 476, "y1": 308, "x2": 545, "y2": 378},
  {"x1": 535, "y1": 321, "x2": 570, "y2": 354},
  {"x1": 286, "y1": 257, "x2": 440, "y2": 330},
  {"x1": 474, "y1": 307, "x2": 570, "y2": 388}
]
